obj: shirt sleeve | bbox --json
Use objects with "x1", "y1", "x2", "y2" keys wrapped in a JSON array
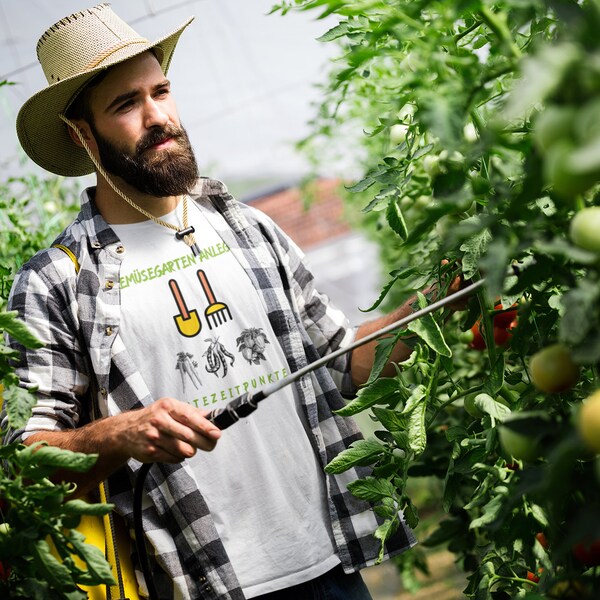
[
  {"x1": 1, "y1": 253, "x2": 90, "y2": 444},
  {"x1": 261, "y1": 214, "x2": 358, "y2": 397}
]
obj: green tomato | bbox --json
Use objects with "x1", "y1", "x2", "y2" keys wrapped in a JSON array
[
  {"x1": 533, "y1": 105, "x2": 576, "y2": 154},
  {"x1": 423, "y1": 154, "x2": 441, "y2": 177},
  {"x1": 390, "y1": 124, "x2": 408, "y2": 145},
  {"x1": 464, "y1": 393, "x2": 485, "y2": 418},
  {"x1": 570, "y1": 206, "x2": 600, "y2": 254},
  {"x1": 529, "y1": 344, "x2": 580, "y2": 393},
  {"x1": 578, "y1": 390, "x2": 600, "y2": 454},
  {"x1": 543, "y1": 140, "x2": 597, "y2": 201},
  {"x1": 499, "y1": 426, "x2": 541, "y2": 462}
]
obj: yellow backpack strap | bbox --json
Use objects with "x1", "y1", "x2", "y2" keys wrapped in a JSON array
[
  {"x1": 53, "y1": 244, "x2": 81, "y2": 274},
  {"x1": 52, "y1": 243, "x2": 138, "y2": 600}
]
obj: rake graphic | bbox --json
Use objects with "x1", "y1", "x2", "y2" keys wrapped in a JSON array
[{"x1": 197, "y1": 269, "x2": 232, "y2": 329}]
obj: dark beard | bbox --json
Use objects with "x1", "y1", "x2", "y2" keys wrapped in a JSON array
[{"x1": 91, "y1": 122, "x2": 199, "y2": 197}]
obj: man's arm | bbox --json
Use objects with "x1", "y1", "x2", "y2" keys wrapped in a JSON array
[
  {"x1": 24, "y1": 398, "x2": 221, "y2": 497},
  {"x1": 350, "y1": 299, "x2": 415, "y2": 388}
]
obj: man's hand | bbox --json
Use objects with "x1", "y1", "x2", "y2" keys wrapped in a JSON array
[
  {"x1": 116, "y1": 397, "x2": 221, "y2": 464},
  {"x1": 24, "y1": 398, "x2": 221, "y2": 496}
]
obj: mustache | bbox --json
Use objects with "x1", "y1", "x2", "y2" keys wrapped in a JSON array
[{"x1": 136, "y1": 125, "x2": 185, "y2": 154}]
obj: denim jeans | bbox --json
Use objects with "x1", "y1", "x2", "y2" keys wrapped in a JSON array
[{"x1": 253, "y1": 564, "x2": 373, "y2": 600}]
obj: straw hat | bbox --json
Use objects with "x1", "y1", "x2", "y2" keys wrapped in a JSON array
[{"x1": 16, "y1": 3, "x2": 194, "y2": 177}]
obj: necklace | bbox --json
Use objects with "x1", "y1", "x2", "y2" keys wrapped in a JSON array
[{"x1": 60, "y1": 114, "x2": 201, "y2": 256}]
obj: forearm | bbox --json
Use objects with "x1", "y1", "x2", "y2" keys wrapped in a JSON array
[
  {"x1": 22, "y1": 398, "x2": 221, "y2": 498},
  {"x1": 350, "y1": 299, "x2": 415, "y2": 387},
  {"x1": 24, "y1": 414, "x2": 133, "y2": 497}
]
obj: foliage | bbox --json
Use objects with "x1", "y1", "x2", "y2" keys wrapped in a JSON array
[
  {"x1": 275, "y1": 0, "x2": 600, "y2": 597},
  {"x1": 0, "y1": 79, "x2": 112, "y2": 597}
]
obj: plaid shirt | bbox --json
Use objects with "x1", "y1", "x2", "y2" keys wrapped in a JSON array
[{"x1": 4, "y1": 178, "x2": 416, "y2": 599}]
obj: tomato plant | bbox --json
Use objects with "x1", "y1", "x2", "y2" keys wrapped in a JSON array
[{"x1": 275, "y1": 0, "x2": 600, "y2": 597}]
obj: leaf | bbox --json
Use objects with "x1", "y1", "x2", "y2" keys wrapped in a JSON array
[
  {"x1": 472, "y1": 393, "x2": 512, "y2": 421},
  {"x1": 483, "y1": 355, "x2": 505, "y2": 397},
  {"x1": 0, "y1": 311, "x2": 43, "y2": 348},
  {"x1": 346, "y1": 176, "x2": 376, "y2": 193},
  {"x1": 335, "y1": 378, "x2": 400, "y2": 416},
  {"x1": 366, "y1": 333, "x2": 403, "y2": 385},
  {"x1": 386, "y1": 199, "x2": 408, "y2": 240},
  {"x1": 18, "y1": 444, "x2": 98, "y2": 473},
  {"x1": 469, "y1": 490, "x2": 506, "y2": 529},
  {"x1": 559, "y1": 280, "x2": 600, "y2": 346},
  {"x1": 407, "y1": 400, "x2": 427, "y2": 456},
  {"x1": 419, "y1": 91, "x2": 464, "y2": 150},
  {"x1": 374, "y1": 517, "x2": 399, "y2": 563},
  {"x1": 325, "y1": 438, "x2": 384, "y2": 474},
  {"x1": 62, "y1": 499, "x2": 114, "y2": 517},
  {"x1": 479, "y1": 239, "x2": 513, "y2": 300},
  {"x1": 402, "y1": 384, "x2": 427, "y2": 415},
  {"x1": 3, "y1": 384, "x2": 37, "y2": 430},
  {"x1": 317, "y1": 21, "x2": 352, "y2": 42},
  {"x1": 67, "y1": 529, "x2": 116, "y2": 586},
  {"x1": 460, "y1": 221, "x2": 491, "y2": 279},
  {"x1": 30, "y1": 539, "x2": 75, "y2": 590},
  {"x1": 407, "y1": 293, "x2": 452, "y2": 357},
  {"x1": 372, "y1": 407, "x2": 407, "y2": 432},
  {"x1": 347, "y1": 476, "x2": 396, "y2": 501}
]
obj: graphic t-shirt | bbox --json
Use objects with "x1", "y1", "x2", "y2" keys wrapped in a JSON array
[{"x1": 111, "y1": 200, "x2": 339, "y2": 597}]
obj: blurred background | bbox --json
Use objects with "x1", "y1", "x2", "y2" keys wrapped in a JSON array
[{"x1": 0, "y1": 0, "x2": 379, "y2": 325}]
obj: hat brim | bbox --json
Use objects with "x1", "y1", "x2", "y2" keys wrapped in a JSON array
[{"x1": 16, "y1": 16, "x2": 194, "y2": 177}]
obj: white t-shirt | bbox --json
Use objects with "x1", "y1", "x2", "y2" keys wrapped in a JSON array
[{"x1": 111, "y1": 199, "x2": 339, "y2": 597}]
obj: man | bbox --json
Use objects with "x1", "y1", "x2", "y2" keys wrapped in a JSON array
[{"x1": 4, "y1": 5, "x2": 420, "y2": 599}]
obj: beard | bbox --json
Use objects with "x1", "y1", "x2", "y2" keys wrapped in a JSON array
[{"x1": 91, "y1": 122, "x2": 199, "y2": 197}]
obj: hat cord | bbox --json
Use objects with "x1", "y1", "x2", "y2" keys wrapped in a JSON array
[{"x1": 59, "y1": 113, "x2": 199, "y2": 252}]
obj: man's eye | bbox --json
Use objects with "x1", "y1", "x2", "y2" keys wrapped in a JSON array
[{"x1": 117, "y1": 100, "x2": 134, "y2": 112}]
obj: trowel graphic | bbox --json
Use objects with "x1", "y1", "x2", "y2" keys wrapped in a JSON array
[{"x1": 168, "y1": 279, "x2": 202, "y2": 337}]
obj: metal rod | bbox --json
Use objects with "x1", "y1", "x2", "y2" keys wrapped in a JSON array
[{"x1": 134, "y1": 276, "x2": 486, "y2": 597}]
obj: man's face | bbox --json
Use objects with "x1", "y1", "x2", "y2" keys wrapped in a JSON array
[{"x1": 84, "y1": 52, "x2": 198, "y2": 197}]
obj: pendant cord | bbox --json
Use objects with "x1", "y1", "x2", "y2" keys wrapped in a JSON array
[{"x1": 59, "y1": 113, "x2": 198, "y2": 248}]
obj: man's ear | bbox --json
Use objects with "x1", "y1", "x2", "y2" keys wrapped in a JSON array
[{"x1": 67, "y1": 120, "x2": 93, "y2": 148}]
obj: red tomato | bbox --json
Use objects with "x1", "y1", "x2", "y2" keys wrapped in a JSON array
[
  {"x1": 527, "y1": 570, "x2": 540, "y2": 583},
  {"x1": 536, "y1": 532, "x2": 550, "y2": 550},
  {"x1": 493, "y1": 303, "x2": 518, "y2": 329},
  {"x1": 470, "y1": 322, "x2": 486, "y2": 350},
  {"x1": 0, "y1": 561, "x2": 10, "y2": 581},
  {"x1": 493, "y1": 326, "x2": 512, "y2": 347},
  {"x1": 572, "y1": 539, "x2": 600, "y2": 566}
]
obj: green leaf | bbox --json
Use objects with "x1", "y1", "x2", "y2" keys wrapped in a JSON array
[
  {"x1": 346, "y1": 176, "x2": 376, "y2": 193},
  {"x1": 347, "y1": 476, "x2": 396, "y2": 501},
  {"x1": 460, "y1": 221, "x2": 491, "y2": 279},
  {"x1": 0, "y1": 311, "x2": 43, "y2": 348},
  {"x1": 30, "y1": 539, "x2": 75, "y2": 590},
  {"x1": 366, "y1": 333, "x2": 403, "y2": 385},
  {"x1": 67, "y1": 529, "x2": 116, "y2": 586},
  {"x1": 407, "y1": 293, "x2": 452, "y2": 357},
  {"x1": 316, "y1": 21, "x2": 351, "y2": 42},
  {"x1": 559, "y1": 280, "x2": 600, "y2": 346},
  {"x1": 386, "y1": 199, "x2": 408, "y2": 240},
  {"x1": 407, "y1": 400, "x2": 427, "y2": 456},
  {"x1": 472, "y1": 393, "x2": 512, "y2": 421},
  {"x1": 483, "y1": 355, "x2": 505, "y2": 397},
  {"x1": 335, "y1": 377, "x2": 400, "y2": 416},
  {"x1": 401, "y1": 384, "x2": 426, "y2": 416},
  {"x1": 3, "y1": 384, "x2": 37, "y2": 430},
  {"x1": 62, "y1": 499, "x2": 114, "y2": 517},
  {"x1": 469, "y1": 490, "x2": 507, "y2": 529},
  {"x1": 18, "y1": 444, "x2": 98, "y2": 474},
  {"x1": 374, "y1": 517, "x2": 399, "y2": 563},
  {"x1": 371, "y1": 407, "x2": 407, "y2": 432},
  {"x1": 325, "y1": 438, "x2": 384, "y2": 474}
]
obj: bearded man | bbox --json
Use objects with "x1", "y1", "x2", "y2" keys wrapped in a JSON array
[{"x1": 2, "y1": 5, "x2": 419, "y2": 599}]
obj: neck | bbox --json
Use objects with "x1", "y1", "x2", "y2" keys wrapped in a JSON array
[{"x1": 94, "y1": 172, "x2": 181, "y2": 224}]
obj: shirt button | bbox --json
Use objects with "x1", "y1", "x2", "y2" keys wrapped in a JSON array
[
  {"x1": 116, "y1": 245, "x2": 125, "y2": 254},
  {"x1": 105, "y1": 280, "x2": 115, "y2": 290},
  {"x1": 105, "y1": 326, "x2": 114, "y2": 336},
  {"x1": 100, "y1": 387, "x2": 107, "y2": 397},
  {"x1": 91, "y1": 241, "x2": 101, "y2": 248}
]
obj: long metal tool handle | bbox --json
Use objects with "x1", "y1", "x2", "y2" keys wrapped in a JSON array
[
  {"x1": 206, "y1": 277, "x2": 485, "y2": 429},
  {"x1": 134, "y1": 276, "x2": 485, "y2": 598}
]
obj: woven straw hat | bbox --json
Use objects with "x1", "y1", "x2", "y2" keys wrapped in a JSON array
[{"x1": 16, "y1": 3, "x2": 194, "y2": 177}]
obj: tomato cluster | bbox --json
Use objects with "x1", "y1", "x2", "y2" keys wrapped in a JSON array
[{"x1": 468, "y1": 303, "x2": 518, "y2": 351}]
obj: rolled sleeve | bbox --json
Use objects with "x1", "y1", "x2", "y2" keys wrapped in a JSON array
[{"x1": 1, "y1": 257, "x2": 89, "y2": 444}]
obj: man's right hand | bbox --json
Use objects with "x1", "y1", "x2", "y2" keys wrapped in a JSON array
[
  {"x1": 115, "y1": 397, "x2": 222, "y2": 464},
  {"x1": 23, "y1": 398, "x2": 222, "y2": 496}
]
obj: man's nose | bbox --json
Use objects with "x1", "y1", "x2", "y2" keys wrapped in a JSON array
[{"x1": 143, "y1": 99, "x2": 169, "y2": 128}]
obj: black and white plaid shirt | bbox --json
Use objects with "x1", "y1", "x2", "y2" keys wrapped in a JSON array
[{"x1": 4, "y1": 178, "x2": 415, "y2": 599}]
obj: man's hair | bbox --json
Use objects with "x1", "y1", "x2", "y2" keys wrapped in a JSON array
[{"x1": 65, "y1": 70, "x2": 109, "y2": 124}]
